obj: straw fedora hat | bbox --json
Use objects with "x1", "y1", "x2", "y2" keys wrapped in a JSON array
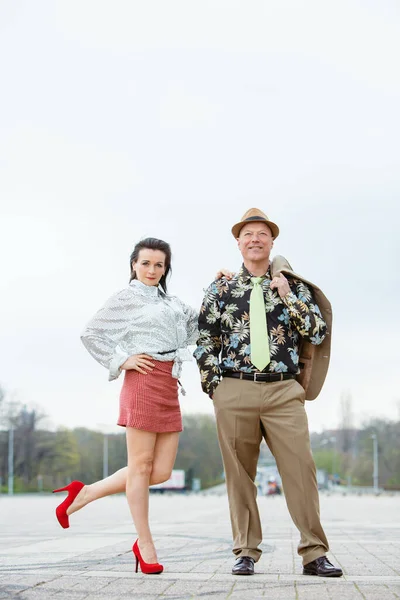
[{"x1": 231, "y1": 208, "x2": 280, "y2": 239}]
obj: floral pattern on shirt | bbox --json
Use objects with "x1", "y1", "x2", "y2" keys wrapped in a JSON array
[{"x1": 194, "y1": 264, "x2": 327, "y2": 397}]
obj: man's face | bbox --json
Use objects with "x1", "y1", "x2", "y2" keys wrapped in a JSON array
[{"x1": 237, "y1": 221, "x2": 274, "y2": 263}]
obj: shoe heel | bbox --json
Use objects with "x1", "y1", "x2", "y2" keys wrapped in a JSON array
[
  {"x1": 52, "y1": 481, "x2": 84, "y2": 529},
  {"x1": 132, "y1": 539, "x2": 163, "y2": 575},
  {"x1": 53, "y1": 486, "x2": 68, "y2": 493}
]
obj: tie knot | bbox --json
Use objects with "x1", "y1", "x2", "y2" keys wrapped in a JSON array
[{"x1": 251, "y1": 277, "x2": 264, "y2": 286}]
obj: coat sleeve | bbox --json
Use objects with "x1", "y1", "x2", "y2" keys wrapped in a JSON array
[{"x1": 80, "y1": 288, "x2": 134, "y2": 380}]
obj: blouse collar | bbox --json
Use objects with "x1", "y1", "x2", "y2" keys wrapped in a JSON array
[{"x1": 129, "y1": 279, "x2": 164, "y2": 297}]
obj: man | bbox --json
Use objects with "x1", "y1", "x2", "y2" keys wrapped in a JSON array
[{"x1": 194, "y1": 208, "x2": 342, "y2": 577}]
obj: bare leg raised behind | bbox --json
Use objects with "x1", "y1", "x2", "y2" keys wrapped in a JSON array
[{"x1": 67, "y1": 430, "x2": 178, "y2": 517}]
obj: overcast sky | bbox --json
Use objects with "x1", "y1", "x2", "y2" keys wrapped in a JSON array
[{"x1": 1, "y1": 0, "x2": 399, "y2": 435}]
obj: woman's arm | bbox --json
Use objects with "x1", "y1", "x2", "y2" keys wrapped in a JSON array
[{"x1": 80, "y1": 288, "x2": 134, "y2": 380}]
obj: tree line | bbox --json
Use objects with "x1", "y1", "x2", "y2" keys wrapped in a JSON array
[
  {"x1": 1, "y1": 387, "x2": 399, "y2": 492},
  {"x1": 310, "y1": 420, "x2": 400, "y2": 489},
  {"x1": 0, "y1": 388, "x2": 224, "y2": 492}
]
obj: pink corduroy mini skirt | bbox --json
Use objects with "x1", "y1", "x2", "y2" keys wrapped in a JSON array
[{"x1": 117, "y1": 360, "x2": 182, "y2": 433}]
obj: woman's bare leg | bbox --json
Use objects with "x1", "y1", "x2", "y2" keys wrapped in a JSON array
[
  {"x1": 126, "y1": 428, "x2": 157, "y2": 563},
  {"x1": 151, "y1": 431, "x2": 180, "y2": 484},
  {"x1": 67, "y1": 467, "x2": 127, "y2": 515},
  {"x1": 126, "y1": 428, "x2": 180, "y2": 564},
  {"x1": 67, "y1": 430, "x2": 179, "y2": 517}
]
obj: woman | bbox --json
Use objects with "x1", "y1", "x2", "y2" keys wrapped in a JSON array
[{"x1": 53, "y1": 237, "x2": 229, "y2": 575}]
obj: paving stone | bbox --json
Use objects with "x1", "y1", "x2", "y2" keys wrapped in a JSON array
[{"x1": 0, "y1": 493, "x2": 399, "y2": 598}]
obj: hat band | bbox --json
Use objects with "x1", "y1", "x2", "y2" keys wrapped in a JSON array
[{"x1": 244, "y1": 216, "x2": 268, "y2": 222}]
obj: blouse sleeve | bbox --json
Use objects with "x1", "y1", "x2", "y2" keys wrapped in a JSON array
[
  {"x1": 80, "y1": 288, "x2": 134, "y2": 381},
  {"x1": 179, "y1": 300, "x2": 199, "y2": 346}
]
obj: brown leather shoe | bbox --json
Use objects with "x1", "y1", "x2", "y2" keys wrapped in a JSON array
[
  {"x1": 232, "y1": 556, "x2": 255, "y2": 575},
  {"x1": 303, "y1": 556, "x2": 343, "y2": 577}
]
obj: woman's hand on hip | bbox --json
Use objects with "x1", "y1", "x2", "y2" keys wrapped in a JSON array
[{"x1": 121, "y1": 354, "x2": 155, "y2": 374}]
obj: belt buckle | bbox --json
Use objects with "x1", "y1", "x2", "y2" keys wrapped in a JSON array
[{"x1": 253, "y1": 372, "x2": 262, "y2": 382}]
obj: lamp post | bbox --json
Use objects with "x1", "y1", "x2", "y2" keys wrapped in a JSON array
[
  {"x1": 371, "y1": 433, "x2": 379, "y2": 494},
  {"x1": 329, "y1": 436, "x2": 337, "y2": 479},
  {"x1": 96, "y1": 424, "x2": 120, "y2": 480},
  {"x1": 8, "y1": 426, "x2": 14, "y2": 495},
  {"x1": 1, "y1": 393, "x2": 17, "y2": 495},
  {"x1": 103, "y1": 433, "x2": 109, "y2": 479}
]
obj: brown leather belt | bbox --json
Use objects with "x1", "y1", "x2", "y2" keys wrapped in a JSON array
[{"x1": 222, "y1": 371, "x2": 295, "y2": 383}]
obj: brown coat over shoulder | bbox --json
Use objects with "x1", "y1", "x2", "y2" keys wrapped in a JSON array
[{"x1": 271, "y1": 255, "x2": 332, "y2": 401}]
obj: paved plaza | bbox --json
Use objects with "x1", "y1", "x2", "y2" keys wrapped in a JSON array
[{"x1": 0, "y1": 490, "x2": 399, "y2": 599}]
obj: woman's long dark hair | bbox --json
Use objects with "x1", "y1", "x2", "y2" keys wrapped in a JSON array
[{"x1": 129, "y1": 237, "x2": 172, "y2": 293}]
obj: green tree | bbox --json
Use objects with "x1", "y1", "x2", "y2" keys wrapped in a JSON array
[
  {"x1": 175, "y1": 415, "x2": 223, "y2": 489},
  {"x1": 40, "y1": 428, "x2": 80, "y2": 490}
]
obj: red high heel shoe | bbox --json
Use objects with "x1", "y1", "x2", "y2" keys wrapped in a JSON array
[
  {"x1": 132, "y1": 539, "x2": 163, "y2": 574},
  {"x1": 52, "y1": 481, "x2": 84, "y2": 529}
]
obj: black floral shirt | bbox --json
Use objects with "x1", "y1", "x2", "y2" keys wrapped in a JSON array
[{"x1": 194, "y1": 264, "x2": 327, "y2": 397}]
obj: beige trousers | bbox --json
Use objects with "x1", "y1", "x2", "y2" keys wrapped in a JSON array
[{"x1": 213, "y1": 376, "x2": 329, "y2": 565}]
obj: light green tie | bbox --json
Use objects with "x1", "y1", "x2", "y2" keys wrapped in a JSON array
[{"x1": 250, "y1": 277, "x2": 270, "y2": 371}]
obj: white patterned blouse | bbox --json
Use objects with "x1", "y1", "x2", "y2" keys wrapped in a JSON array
[{"x1": 81, "y1": 279, "x2": 199, "y2": 381}]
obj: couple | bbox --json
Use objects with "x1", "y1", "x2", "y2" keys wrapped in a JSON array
[{"x1": 53, "y1": 208, "x2": 342, "y2": 578}]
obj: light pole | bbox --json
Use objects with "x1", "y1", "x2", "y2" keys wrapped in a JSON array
[
  {"x1": 8, "y1": 426, "x2": 14, "y2": 495},
  {"x1": 1, "y1": 393, "x2": 17, "y2": 496},
  {"x1": 371, "y1": 433, "x2": 379, "y2": 494},
  {"x1": 96, "y1": 424, "x2": 120, "y2": 480},
  {"x1": 329, "y1": 436, "x2": 337, "y2": 479},
  {"x1": 103, "y1": 433, "x2": 109, "y2": 479}
]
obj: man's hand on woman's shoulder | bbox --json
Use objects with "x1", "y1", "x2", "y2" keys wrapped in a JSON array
[{"x1": 215, "y1": 268, "x2": 235, "y2": 280}]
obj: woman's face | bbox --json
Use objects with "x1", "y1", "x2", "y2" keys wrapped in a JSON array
[{"x1": 132, "y1": 249, "x2": 166, "y2": 286}]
